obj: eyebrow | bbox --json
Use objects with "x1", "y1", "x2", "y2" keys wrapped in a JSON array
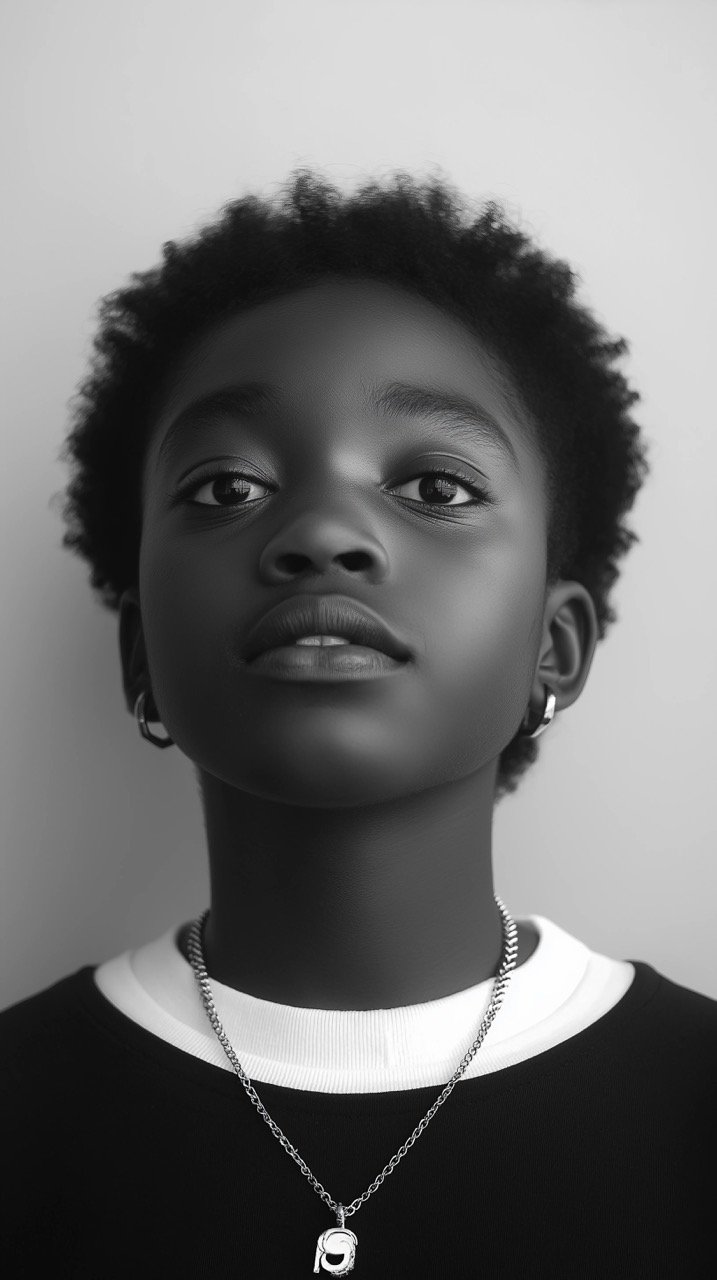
[{"x1": 155, "y1": 378, "x2": 520, "y2": 472}]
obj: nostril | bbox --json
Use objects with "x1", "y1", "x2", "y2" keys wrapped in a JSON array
[
  {"x1": 276, "y1": 553, "x2": 311, "y2": 574},
  {"x1": 339, "y1": 551, "x2": 373, "y2": 570}
]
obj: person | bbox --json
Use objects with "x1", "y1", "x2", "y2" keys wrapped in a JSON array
[{"x1": 2, "y1": 167, "x2": 715, "y2": 1278}]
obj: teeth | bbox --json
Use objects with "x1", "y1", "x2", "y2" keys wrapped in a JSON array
[{"x1": 293, "y1": 635, "x2": 352, "y2": 646}]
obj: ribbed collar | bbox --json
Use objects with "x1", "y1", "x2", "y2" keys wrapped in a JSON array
[{"x1": 94, "y1": 915, "x2": 634, "y2": 1093}]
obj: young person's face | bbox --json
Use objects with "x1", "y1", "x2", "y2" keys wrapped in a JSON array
[{"x1": 131, "y1": 278, "x2": 550, "y2": 806}]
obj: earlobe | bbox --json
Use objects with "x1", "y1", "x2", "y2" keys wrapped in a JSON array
[{"x1": 118, "y1": 587, "x2": 148, "y2": 712}]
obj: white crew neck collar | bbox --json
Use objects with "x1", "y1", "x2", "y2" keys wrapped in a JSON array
[{"x1": 94, "y1": 915, "x2": 635, "y2": 1093}]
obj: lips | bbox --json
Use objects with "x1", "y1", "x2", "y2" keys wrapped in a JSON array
[{"x1": 242, "y1": 594, "x2": 413, "y2": 664}]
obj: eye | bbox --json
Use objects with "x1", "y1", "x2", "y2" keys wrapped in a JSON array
[
  {"x1": 390, "y1": 467, "x2": 490, "y2": 508},
  {"x1": 181, "y1": 470, "x2": 271, "y2": 507}
]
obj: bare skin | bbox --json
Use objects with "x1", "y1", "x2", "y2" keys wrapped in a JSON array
[{"x1": 120, "y1": 277, "x2": 597, "y2": 1010}]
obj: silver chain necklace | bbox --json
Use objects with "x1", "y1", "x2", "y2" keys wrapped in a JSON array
[{"x1": 186, "y1": 894, "x2": 518, "y2": 1275}]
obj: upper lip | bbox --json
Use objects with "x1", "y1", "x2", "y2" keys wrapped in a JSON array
[{"x1": 242, "y1": 594, "x2": 413, "y2": 663}]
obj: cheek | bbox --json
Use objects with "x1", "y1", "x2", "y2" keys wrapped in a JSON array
[
  {"x1": 418, "y1": 521, "x2": 545, "y2": 743},
  {"x1": 137, "y1": 540, "x2": 251, "y2": 764},
  {"x1": 138, "y1": 536, "x2": 224, "y2": 681}
]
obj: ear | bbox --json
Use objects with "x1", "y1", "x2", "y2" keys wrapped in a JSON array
[
  {"x1": 118, "y1": 587, "x2": 151, "y2": 717},
  {"x1": 527, "y1": 580, "x2": 599, "y2": 722}
]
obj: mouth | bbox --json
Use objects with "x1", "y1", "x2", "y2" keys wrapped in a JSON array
[
  {"x1": 242, "y1": 594, "x2": 414, "y2": 666},
  {"x1": 246, "y1": 641, "x2": 407, "y2": 681}
]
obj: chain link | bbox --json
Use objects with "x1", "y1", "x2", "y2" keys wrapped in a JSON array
[{"x1": 187, "y1": 895, "x2": 518, "y2": 1223}]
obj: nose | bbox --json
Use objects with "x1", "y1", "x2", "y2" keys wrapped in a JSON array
[{"x1": 258, "y1": 512, "x2": 390, "y2": 585}]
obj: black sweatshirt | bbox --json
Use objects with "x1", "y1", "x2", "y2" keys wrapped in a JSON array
[{"x1": 2, "y1": 959, "x2": 716, "y2": 1279}]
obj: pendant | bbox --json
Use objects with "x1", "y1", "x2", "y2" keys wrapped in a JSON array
[{"x1": 313, "y1": 1205, "x2": 358, "y2": 1275}]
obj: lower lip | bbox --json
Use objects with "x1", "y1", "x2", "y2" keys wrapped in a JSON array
[{"x1": 246, "y1": 644, "x2": 408, "y2": 680}]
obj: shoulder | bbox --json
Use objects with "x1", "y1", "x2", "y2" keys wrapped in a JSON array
[
  {"x1": 0, "y1": 967, "x2": 98, "y2": 1079},
  {"x1": 641, "y1": 962, "x2": 717, "y2": 1016},
  {"x1": 625, "y1": 960, "x2": 717, "y2": 1055}
]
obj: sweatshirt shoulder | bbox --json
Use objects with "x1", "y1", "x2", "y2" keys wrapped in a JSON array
[
  {"x1": 0, "y1": 968, "x2": 98, "y2": 1071},
  {"x1": 630, "y1": 960, "x2": 717, "y2": 1043}
]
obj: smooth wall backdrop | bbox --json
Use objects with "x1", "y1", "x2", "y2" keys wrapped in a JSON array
[{"x1": 1, "y1": 0, "x2": 715, "y2": 1008}]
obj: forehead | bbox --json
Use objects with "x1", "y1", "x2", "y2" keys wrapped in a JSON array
[{"x1": 147, "y1": 277, "x2": 540, "y2": 469}]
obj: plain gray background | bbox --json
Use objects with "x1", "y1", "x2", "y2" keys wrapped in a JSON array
[{"x1": 1, "y1": 0, "x2": 715, "y2": 1009}]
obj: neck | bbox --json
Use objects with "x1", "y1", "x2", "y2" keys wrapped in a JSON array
[{"x1": 182, "y1": 766, "x2": 537, "y2": 1010}]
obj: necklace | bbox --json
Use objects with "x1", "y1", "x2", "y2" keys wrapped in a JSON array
[{"x1": 186, "y1": 895, "x2": 518, "y2": 1275}]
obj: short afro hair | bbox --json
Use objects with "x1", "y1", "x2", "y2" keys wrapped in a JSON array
[{"x1": 57, "y1": 166, "x2": 650, "y2": 801}]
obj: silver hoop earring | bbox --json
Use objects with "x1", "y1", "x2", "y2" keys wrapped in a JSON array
[
  {"x1": 519, "y1": 685, "x2": 556, "y2": 740},
  {"x1": 135, "y1": 690, "x2": 174, "y2": 749}
]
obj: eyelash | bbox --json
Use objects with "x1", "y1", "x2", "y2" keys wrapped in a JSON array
[{"x1": 178, "y1": 465, "x2": 492, "y2": 510}]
